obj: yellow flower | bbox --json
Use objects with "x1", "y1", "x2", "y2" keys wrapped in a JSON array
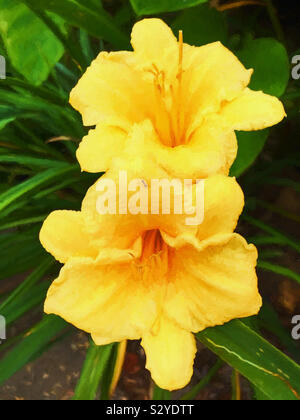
[
  {"x1": 40, "y1": 174, "x2": 261, "y2": 390},
  {"x1": 70, "y1": 18, "x2": 285, "y2": 179}
]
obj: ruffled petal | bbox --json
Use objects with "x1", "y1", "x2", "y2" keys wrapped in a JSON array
[
  {"x1": 81, "y1": 173, "x2": 151, "y2": 250},
  {"x1": 45, "y1": 256, "x2": 159, "y2": 343},
  {"x1": 197, "y1": 175, "x2": 244, "y2": 240},
  {"x1": 76, "y1": 124, "x2": 127, "y2": 173},
  {"x1": 182, "y1": 42, "x2": 253, "y2": 132},
  {"x1": 131, "y1": 18, "x2": 178, "y2": 77},
  {"x1": 70, "y1": 51, "x2": 153, "y2": 128},
  {"x1": 157, "y1": 117, "x2": 238, "y2": 178},
  {"x1": 220, "y1": 88, "x2": 286, "y2": 131},
  {"x1": 39, "y1": 211, "x2": 98, "y2": 264},
  {"x1": 115, "y1": 119, "x2": 236, "y2": 181},
  {"x1": 141, "y1": 315, "x2": 196, "y2": 391},
  {"x1": 163, "y1": 233, "x2": 262, "y2": 333}
]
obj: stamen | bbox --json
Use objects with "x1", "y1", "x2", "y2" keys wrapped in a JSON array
[
  {"x1": 178, "y1": 30, "x2": 183, "y2": 82},
  {"x1": 175, "y1": 30, "x2": 184, "y2": 146}
]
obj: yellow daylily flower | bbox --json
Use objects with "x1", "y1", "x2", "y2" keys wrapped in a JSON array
[
  {"x1": 40, "y1": 174, "x2": 261, "y2": 390},
  {"x1": 70, "y1": 18, "x2": 285, "y2": 178}
]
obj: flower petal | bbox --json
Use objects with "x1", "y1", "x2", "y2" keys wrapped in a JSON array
[
  {"x1": 81, "y1": 174, "x2": 150, "y2": 249},
  {"x1": 70, "y1": 51, "x2": 153, "y2": 128},
  {"x1": 157, "y1": 117, "x2": 238, "y2": 178},
  {"x1": 117, "y1": 119, "x2": 236, "y2": 181},
  {"x1": 40, "y1": 211, "x2": 98, "y2": 264},
  {"x1": 182, "y1": 42, "x2": 253, "y2": 132},
  {"x1": 197, "y1": 175, "x2": 244, "y2": 240},
  {"x1": 141, "y1": 315, "x2": 196, "y2": 391},
  {"x1": 131, "y1": 18, "x2": 178, "y2": 74},
  {"x1": 76, "y1": 124, "x2": 127, "y2": 173},
  {"x1": 45, "y1": 256, "x2": 159, "y2": 343},
  {"x1": 163, "y1": 233, "x2": 262, "y2": 333},
  {"x1": 220, "y1": 88, "x2": 286, "y2": 131}
]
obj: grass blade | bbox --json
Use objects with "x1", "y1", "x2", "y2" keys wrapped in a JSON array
[
  {"x1": 0, "y1": 164, "x2": 78, "y2": 213},
  {"x1": 73, "y1": 341, "x2": 116, "y2": 400},
  {"x1": 181, "y1": 360, "x2": 223, "y2": 400},
  {"x1": 0, "y1": 315, "x2": 68, "y2": 386},
  {"x1": 258, "y1": 260, "x2": 300, "y2": 284}
]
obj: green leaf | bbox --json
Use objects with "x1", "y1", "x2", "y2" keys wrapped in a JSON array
[
  {"x1": 20, "y1": 0, "x2": 129, "y2": 49},
  {"x1": 0, "y1": 164, "x2": 78, "y2": 213},
  {"x1": 172, "y1": 4, "x2": 227, "y2": 46},
  {"x1": 197, "y1": 320, "x2": 300, "y2": 400},
  {"x1": 253, "y1": 386, "x2": 271, "y2": 400},
  {"x1": 0, "y1": 106, "x2": 19, "y2": 130},
  {"x1": 99, "y1": 342, "x2": 121, "y2": 400},
  {"x1": 263, "y1": 177, "x2": 300, "y2": 194},
  {"x1": 258, "y1": 302, "x2": 300, "y2": 363},
  {"x1": 181, "y1": 360, "x2": 223, "y2": 400},
  {"x1": 0, "y1": 0, "x2": 64, "y2": 85},
  {"x1": 1, "y1": 282, "x2": 49, "y2": 325},
  {"x1": 0, "y1": 258, "x2": 53, "y2": 316},
  {"x1": 152, "y1": 386, "x2": 172, "y2": 400},
  {"x1": 0, "y1": 315, "x2": 68, "y2": 386},
  {"x1": 0, "y1": 230, "x2": 46, "y2": 281},
  {"x1": 243, "y1": 215, "x2": 300, "y2": 254},
  {"x1": 0, "y1": 154, "x2": 67, "y2": 169},
  {"x1": 0, "y1": 105, "x2": 37, "y2": 131},
  {"x1": 0, "y1": 118, "x2": 15, "y2": 131},
  {"x1": 130, "y1": 0, "x2": 208, "y2": 15},
  {"x1": 258, "y1": 260, "x2": 300, "y2": 285},
  {"x1": 74, "y1": 341, "x2": 116, "y2": 400},
  {"x1": 0, "y1": 215, "x2": 46, "y2": 231},
  {"x1": 237, "y1": 38, "x2": 290, "y2": 97},
  {"x1": 230, "y1": 129, "x2": 269, "y2": 177}
]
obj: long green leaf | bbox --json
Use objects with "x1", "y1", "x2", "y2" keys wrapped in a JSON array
[
  {"x1": 20, "y1": 0, "x2": 129, "y2": 49},
  {"x1": 244, "y1": 214, "x2": 300, "y2": 254},
  {"x1": 152, "y1": 386, "x2": 172, "y2": 400},
  {"x1": 0, "y1": 164, "x2": 78, "y2": 213},
  {"x1": 73, "y1": 341, "x2": 116, "y2": 400},
  {"x1": 258, "y1": 260, "x2": 300, "y2": 284},
  {"x1": 99, "y1": 343, "x2": 120, "y2": 400},
  {"x1": 0, "y1": 231, "x2": 46, "y2": 281},
  {"x1": 2, "y1": 282, "x2": 49, "y2": 325},
  {"x1": 0, "y1": 315, "x2": 68, "y2": 386},
  {"x1": 181, "y1": 360, "x2": 223, "y2": 400},
  {"x1": 197, "y1": 320, "x2": 300, "y2": 400},
  {"x1": 258, "y1": 303, "x2": 300, "y2": 363},
  {"x1": 0, "y1": 215, "x2": 46, "y2": 231},
  {"x1": 0, "y1": 154, "x2": 67, "y2": 169},
  {"x1": 0, "y1": 258, "x2": 53, "y2": 313}
]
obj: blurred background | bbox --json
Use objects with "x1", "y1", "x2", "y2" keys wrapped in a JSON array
[{"x1": 0, "y1": 0, "x2": 299, "y2": 400}]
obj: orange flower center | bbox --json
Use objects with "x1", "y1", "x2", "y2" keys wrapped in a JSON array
[
  {"x1": 133, "y1": 230, "x2": 172, "y2": 282},
  {"x1": 147, "y1": 31, "x2": 188, "y2": 149}
]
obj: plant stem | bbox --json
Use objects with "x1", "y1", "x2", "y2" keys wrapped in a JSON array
[{"x1": 181, "y1": 359, "x2": 224, "y2": 400}]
